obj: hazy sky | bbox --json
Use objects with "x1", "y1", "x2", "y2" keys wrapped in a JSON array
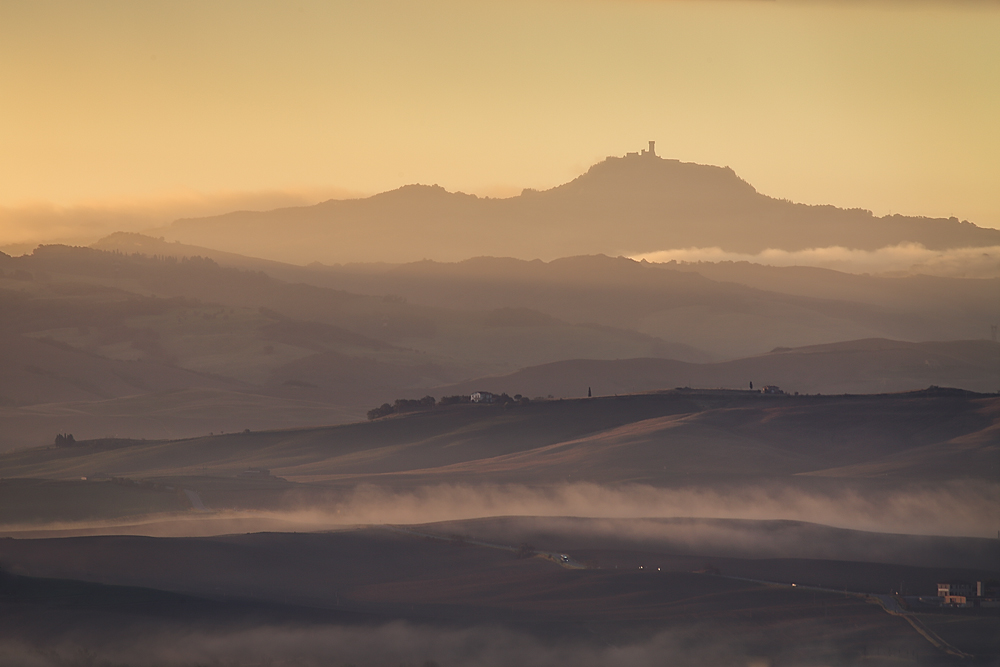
[{"x1": 1, "y1": 0, "x2": 998, "y2": 244}]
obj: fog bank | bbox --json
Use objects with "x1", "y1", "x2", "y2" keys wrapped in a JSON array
[
  {"x1": 3, "y1": 481, "x2": 995, "y2": 539},
  {"x1": 289, "y1": 481, "x2": 999, "y2": 538},
  {"x1": 0, "y1": 619, "x2": 920, "y2": 667},
  {"x1": 632, "y1": 243, "x2": 1000, "y2": 278}
]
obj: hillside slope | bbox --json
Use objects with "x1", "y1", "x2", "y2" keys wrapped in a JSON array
[
  {"x1": 435, "y1": 339, "x2": 1000, "y2": 398},
  {"x1": 1, "y1": 389, "x2": 995, "y2": 484},
  {"x1": 2, "y1": 245, "x2": 996, "y2": 452}
]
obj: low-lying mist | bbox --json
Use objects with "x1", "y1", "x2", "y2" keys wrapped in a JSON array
[
  {"x1": 306, "y1": 481, "x2": 998, "y2": 538},
  {"x1": 632, "y1": 243, "x2": 1000, "y2": 278},
  {"x1": 0, "y1": 619, "x2": 920, "y2": 667},
  {"x1": 4, "y1": 480, "x2": 996, "y2": 540}
]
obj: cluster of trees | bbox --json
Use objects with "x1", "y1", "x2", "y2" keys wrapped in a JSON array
[
  {"x1": 442, "y1": 394, "x2": 536, "y2": 406},
  {"x1": 496, "y1": 393, "x2": 530, "y2": 406},
  {"x1": 54, "y1": 433, "x2": 76, "y2": 447},
  {"x1": 367, "y1": 395, "x2": 437, "y2": 420},
  {"x1": 367, "y1": 392, "x2": 532, "y2": 420}
]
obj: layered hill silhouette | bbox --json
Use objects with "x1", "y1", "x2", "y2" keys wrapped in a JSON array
[
  {"x1": 92, "y1": 235, "x2": 1000, "y2": 356},
  {"x1": 158, "y1": 150, "x2": 1000, "y2": 264},
  {"x1": 1, "y1": 243, "x2": 997, "y2": 450}
]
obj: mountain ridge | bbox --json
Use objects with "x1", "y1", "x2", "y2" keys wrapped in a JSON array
[{"x1": 160, "y1": 152, "x2": 1000, "y2": 264}]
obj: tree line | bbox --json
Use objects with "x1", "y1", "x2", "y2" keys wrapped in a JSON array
[{"x1": 367, "y1": 393, "x2": 530, "y2": 420}]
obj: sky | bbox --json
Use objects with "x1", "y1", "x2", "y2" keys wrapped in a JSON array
[{"x1": 1, "y1": 0, "x2": 998, "y2": 248}]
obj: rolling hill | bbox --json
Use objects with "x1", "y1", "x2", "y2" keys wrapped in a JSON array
[
  {"x1": 2, "y1": 244, "x2": 996, "y2": 453},
  {"x1": 3, "y1": 390, "x2": 996, "y2": 662},
  {"x1": 1, "y1": 389, "x2": 995, "y2": 487},
  {"x1": 91, "y1": 236, "x2": 1000, "y2": 356},
  {"x1": 434, "y1": 338, "x2": 1000, "y2": 398}
]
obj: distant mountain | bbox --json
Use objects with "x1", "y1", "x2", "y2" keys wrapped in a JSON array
[{"x1": 159, "y1": 150, "x2": 1000, "y2": 264}]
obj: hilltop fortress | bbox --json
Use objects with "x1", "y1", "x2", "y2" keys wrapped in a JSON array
[{"x1": 625, "y1": 140, "x2": 658, "y2": 158}]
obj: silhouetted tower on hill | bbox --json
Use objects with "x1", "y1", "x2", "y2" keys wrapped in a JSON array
[{"x1": 641, "y1": 140, "x2": 656, "y2": 158}]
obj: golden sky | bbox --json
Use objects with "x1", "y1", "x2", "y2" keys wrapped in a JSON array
[{"x1": 1, "y1": 0, "x2": 998, "y2": 242}]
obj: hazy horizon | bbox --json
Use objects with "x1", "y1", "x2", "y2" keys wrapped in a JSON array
[
  {"x1": 2, "y1": 0, "x2": 999, "y2": 249},
  {"x1": 5, "y1": 150, "x2": 999, "y2": 280}
]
